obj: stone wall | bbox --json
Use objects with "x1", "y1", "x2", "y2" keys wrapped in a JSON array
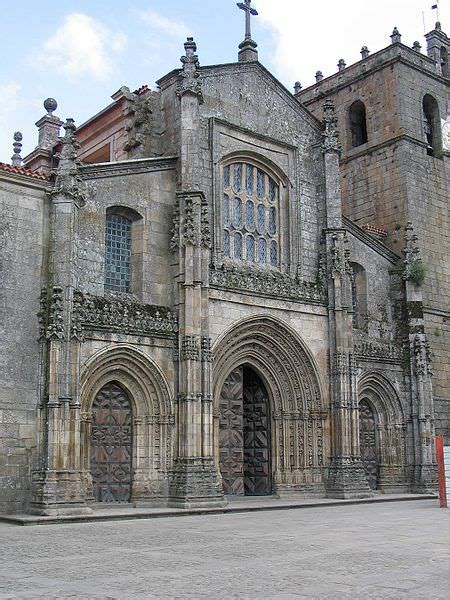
[{"x1": 0, "y1": 175, "x2": 48, "y2": 513}]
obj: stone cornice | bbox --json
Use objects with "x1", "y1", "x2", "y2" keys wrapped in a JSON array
[{"x1": 80, "y1": 156, "x2": 178, "y2": 180}]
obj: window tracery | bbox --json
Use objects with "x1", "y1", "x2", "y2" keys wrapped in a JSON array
[{"x1": 222, "y1": 162, "x2": 279, "y2": 267}]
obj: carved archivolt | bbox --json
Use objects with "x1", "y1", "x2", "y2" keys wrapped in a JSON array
[
  {"x1": 79, "y1": 345, "x2": 174, "y2": 500},
  {"x1": 213, "y1": 315, "x2": 327, "y2": 491}
]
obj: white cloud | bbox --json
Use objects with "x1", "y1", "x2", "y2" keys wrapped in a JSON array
[
  {"x1": 34, "y1": 13, "x2": 127, "y2": 80},
  {"x1": 136, "y1": 8, "x2": 191, "y2": 38},
  {"x1": 254, "y1": 0, "x2": 450, "y2": 88}
]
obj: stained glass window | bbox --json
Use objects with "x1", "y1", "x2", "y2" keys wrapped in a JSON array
[
  {"x1": 246, "y1": 164, "x2": 254, "y2": 195},
  {"x1": 222, "y1": 162, "x2": 279, "y2": 267},
  {"x1": 223, "y1": 194, "x2": 229, "y2": 226},
  {"x1": 245, "y1": 200, "x2": 254, "y2": 230},
  {"x1": 257, "y1": 169, "x2": 265, "y2": 198},
  {"x1": 232, "y1": 197, "x2": 242, "y2": 229},
  {"x1": 270, "y1": 241, "x2": 277, "y2": 266},
  {"x1": 105, "y1": 214, "x2": 132, "y2": 292},
  {"x1": 234, "y1": 232, "x2": 242, "y2": 259},
  {"x1": 268, "y1": 207, "x2": 277, "y2": 235},
  {"x1": 257, "y1": 204, "x2": 265, "y2": 233},
  {"x1": 246, "y1": 235, "x2": 255, "y2": 262},
  {"x1": 232, "y1": 163, "x2": 242, "y2": 193},
  {"x1": 258, "y1": 238, "x2": 266, "y2": 263}
]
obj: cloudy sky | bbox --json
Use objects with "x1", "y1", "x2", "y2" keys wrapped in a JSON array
[{"x1": 0, "y1": 0, "x2": 448, "y2": 163}]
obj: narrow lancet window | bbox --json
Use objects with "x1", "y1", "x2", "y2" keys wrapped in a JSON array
[{"x1": 349, "y1": 100, "x2": 368, "y2": 147}]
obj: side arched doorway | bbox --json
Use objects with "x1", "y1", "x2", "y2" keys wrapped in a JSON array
[
  {"x1": 219, "y1": 365, "x2": 271, "y2": 496},
  {"x1": 90, "y1": 382, "x2": 133, "y2": 503}
]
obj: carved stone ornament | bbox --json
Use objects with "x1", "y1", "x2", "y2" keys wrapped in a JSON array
[
  {"x1": 49, "y1": 119, "x2": 88, "y2": 206},
  {"x1": 200, "y1": 197, "x2": 212, "y2": 249},
  {"x1": 210, "y1": 263, "x2": 327, "y2": 304},
  {"x1": 176, "y1": 38, "x2": 204, "y2": 103},
  {"x1": 353, "y1": 332, "x2": 402, "y2": 362},
  {"x1": 412, "y1": 333, "x2": 433, "y2": 377},
  {"x1": 46, "y1": 286, "x2": 65, "y2": 340},
  {"x1": 180, "y1": 334, "x2": 200, "y2": 361},
  {"x1": 330, "y1": 233, "x2": 351, "y2": 278},
  {"x1": 321, "y1": 99, "x2": 341, "y2": 154},
  {"x1": 121, "y1": 86, "x2": 154, "y2": 157},
  {"x1": 403, "y1": 221, "x2": 424, "y2": 283},
  {"x1": 201, "y1": 336, "x2": 213, "y2": 362},
  {"x1": 72, "y1": 291, "x2": 178, "y2": 338}
]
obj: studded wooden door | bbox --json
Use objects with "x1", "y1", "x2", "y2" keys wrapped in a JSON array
[
  {"x1": 243, "y1": 368, "x2": 271, "y2": 495},
  {"x1": 359, "y1": 399, "x2": 378, "y2": 490},
  {"x1": 90, "y1": 382, "x2": 133, "y2": 502},
  {"x1": 219, "y1": 367, "x2": 244, "y2": 495}
]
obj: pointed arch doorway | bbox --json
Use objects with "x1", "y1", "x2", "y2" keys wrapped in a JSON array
[{"x1": 219, "y1": 365, "x2": 272, "y2": 496}]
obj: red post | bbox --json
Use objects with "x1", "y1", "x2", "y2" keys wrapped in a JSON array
[{"x1": 436, "y1": 435, "x2": 447, "y2": 508}]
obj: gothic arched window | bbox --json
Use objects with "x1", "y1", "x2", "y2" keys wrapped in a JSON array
[
  {"x1": 440, "y1": 46, "x2": 449, "y2": 78},
  {"x1": 222, "y1": 162, "x2": 279, "y2": 267},
  {"x1": 349, "y1": 100, "x2": 368, "y2": 148},
  {"x1": 423, "y1": 94, "x2": 442, "y2": 157},
  {"x1": 104, "y1": 207, "x2": 143, "y2": 294}
]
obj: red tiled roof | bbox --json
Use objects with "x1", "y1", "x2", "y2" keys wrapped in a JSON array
[
  {"x1": 362, "y1": 223, "x2": 388, "y2": 236},
  {"x1": 0, "y1": 162, "x2": 49, "y2": 181},
  {"x1": 133, "y1": 84, "x2": 150, "y2": 95}
]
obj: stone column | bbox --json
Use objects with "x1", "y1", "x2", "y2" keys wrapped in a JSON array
[
  {"x1": 30, "y1": 119, "x2": 91, "y2": 515},
  {"x1": 404, "y1": 223, "x2": 437, "y2": 493},
  {"x1": 168, "y1": 39, "x2": 225, "y2": 508},
  {"x1": 321, "y1": 101, "x2": 372, "y2": 498}
]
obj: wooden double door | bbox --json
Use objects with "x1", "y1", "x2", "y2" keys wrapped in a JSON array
[
  {"x1": 219, "y1": 366, "x2": 272, "y2": 496},
  {"x1": 359, "y1": 399, "x2": 379, "y2": 490}
]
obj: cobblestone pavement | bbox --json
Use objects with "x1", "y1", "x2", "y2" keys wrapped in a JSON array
[{"x1": 0, "y1": 499, "x2": 449, "y2": 599}]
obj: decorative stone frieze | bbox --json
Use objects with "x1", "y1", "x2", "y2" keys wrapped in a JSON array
[
  {"x1": 210, "y1": 263, "x2": 327, "y2": 304},
  {"x1": 353, "y1": 335, "x2": 402, "y2": 362},
  {"x1": 72, "y1": 291, "x2": 178, "y2": 338}
]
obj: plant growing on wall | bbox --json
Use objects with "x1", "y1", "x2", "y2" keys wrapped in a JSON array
[{"x1": 405, "y1": 259, "x2": 426, "y2": 286}]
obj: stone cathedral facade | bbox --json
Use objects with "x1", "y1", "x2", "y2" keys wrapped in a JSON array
[{"x1": 0, "y1": 14, "x2": 448, "y2": 515}]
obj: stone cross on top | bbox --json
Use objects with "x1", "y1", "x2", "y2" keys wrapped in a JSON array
[
  {"x1": 238, "y1": 0, "x2": 258, "y2": 40},
  {"x1": 237, "y1": 0, "x2": 259, "y2": 63}
]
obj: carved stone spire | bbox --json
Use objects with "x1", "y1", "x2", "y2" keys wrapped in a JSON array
[
  {"x1": 294, "y1": 81, "x2": 302, "y2": 94},
  {"x1": 315, "y1": 71, "x2": 324, "y2": 82},
  {"x1": 176, "y1": 38, "x2": 203, "y2": 104},
  {"x1": 337, "y1": 58, "x2": 346, "y2": 71},
  {"x1": 50, "y1": 118, "x2": 87, "y2": 206},
  {"x1": 237, "y1": 0, "x2": 258, "y2": 62},
  {"x1": 11, "y1": 131, "x2": 23, "y2": 166},
  {"x1": 321, "y1": 100, "x2": 341, "y2": 154}
]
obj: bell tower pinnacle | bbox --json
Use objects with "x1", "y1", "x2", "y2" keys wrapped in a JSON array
[{"x1": 237, "y1": 0, "x2": 258, "y2": 62}]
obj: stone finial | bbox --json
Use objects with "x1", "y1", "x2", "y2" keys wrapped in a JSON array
[
  {"x1": 50, "y1": 118, "x2": 87, "y2": 206},
  {"x1": 294, "y1": 81, "x2": 302, "y2": 94},
  {"x1": 321, "y1": 99, "x2": 341, "y2": 154},
  {"x1": 315, "y1": 71, "x2": 324, "y2": 82},
  {"x1": 44, "y1": 98, "x2": 58, "y2": 116},
  {"x1": 360, "y1": 46, "x2": 370, "y2": 59},
  {"x1": 337, "y1": 59, "x2": 346, "y2": 71},
  {"x1": 11, "y1": 131, "x2": 23, "y2": 166},
  {"x1": 412, "y1": 41, "x2": 422, "y2": 53},
  {"x1": 435, "y1": 21, "x2": 442, "y2": 31},
  {"x1": 36, "y1": 97, "x2": 63, "y2": 151},
  {"x1": 176, "y1": 37, "x2": 203, "y2": 104},
  {"x1": 390, "y1": 27, "x2": 401, "y2": 44}
]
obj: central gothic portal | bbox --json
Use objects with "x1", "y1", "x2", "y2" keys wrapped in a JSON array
[{"x1": 219, "y1": 365, "x2": 272, "y2": 496}]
